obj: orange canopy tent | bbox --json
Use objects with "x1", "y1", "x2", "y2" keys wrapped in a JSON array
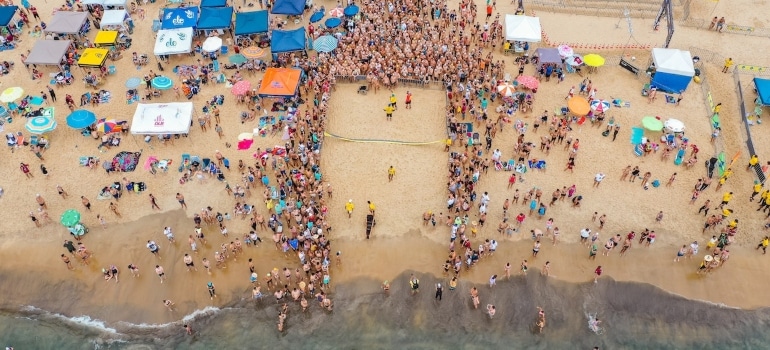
[{"x1": 257, "y1": 68, "x2": 302, "y2": 97}]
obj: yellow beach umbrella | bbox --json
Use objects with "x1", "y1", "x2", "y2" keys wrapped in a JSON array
[
  {"x1": 583, "y1": 54, "x2": 605, "y2": 67},
  {"x1": 0, "y1": 87, "x2": 23, "y2": 103}
]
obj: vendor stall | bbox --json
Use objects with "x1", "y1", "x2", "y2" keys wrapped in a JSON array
[
  {"x1": 161, "y1": 7, "x2": 199, "y2": 30},
  {"x1": 100, "y1": 10, "x2": 129, "y2": 31},
  {"x1": 130, "y1": 102, "x2": 193, "y2": 135},
  {"x1": 650, "y1": 48, "x2": 694, "y2": 93},
  {"x1": 77, "y1": 48, "x2": 109, "y2": 68},
  {"x1": 234, "y1": 10, "x2": 268, "y2": 36},
  {"x1": 45, "y1": 11, "x2": 89, "y2": 36},
  {"x1": 94, "y1": 30, "x2": 119, "y2": 47},
  {"x1": 25, "y1": 40, "x2": 72, "y2": 68},
  {"x1": 154, "y1": 27, "x2": 194, "y2": 56},
  {"x1": 271, "y1": 0, "x2": 304, "y2": 15},
  {"x1": 270, "y1": 28, "x2": 307, "y2": 55},
  {"x1": 197, "y1": 7, "x2": 234, "y2": 33}
]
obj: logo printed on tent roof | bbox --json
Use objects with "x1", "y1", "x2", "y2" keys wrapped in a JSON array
[
  {"x1": 154, "y1": 114, "x2": 165, "y2": 127},
  {"x1": 185, "y1": 10, "x2": 195, "y2": 18},
  {"x1": 270, "y1": 82, "x2": 284, "y2": 88},
  {"x1": 172, "y1": 15, "x2": 184, "y2": 25}
]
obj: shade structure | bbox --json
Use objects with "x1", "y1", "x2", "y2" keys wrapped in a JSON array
[
  {"x1": 67, "y1": 110, "x2": 97, "y2": 129},
  {"x1": 590, "y1": 99, "x2": 610, "y2": 113},
  {"x1": 258, "y1": 68, "x2": 302, "y2": 97},
  {"x1": 202, "y1": 36, "x2": 223, "y2": 52},
  {"x1": 126, "y1": 77, "x2": 142, "y2": 89},
  {"x1": 161, "y1": 7, "x2": 199, "y2": 30},
  {"x1": 309, "y1": 10, "x2": 324, "y2": 23},
  {"x1": 131, "y1": 102, "x2": 193, "y2": 135},
  {"x1": 755, "y1": 77, "x2": 770, "y2": 106},
  {"x1": 664, "y1": 118, "x2": 685, "y2": 133},
  {"x1": 151, "y1": 76, "x2": 174, "y2": 90},
  {"x1": 0, "y1": 6, "x2": 18, "y2": 27},
  {"x1": 97, "y1": 119, "x2": 119, "y2": 134},
  {"x1": 154, "y1": 28, "x2": 194, "y2": 56},
  {"x1": 228, "y1": 54, "x2": 247, "y2": 64},
  {"x1": 271, "y1": 0, "x2": 304, "y2": 15},
  {"x1": 497, "y1": 83, "x2": 516, "y2": 97},
  {"x1": 234, "y1": 10, "x2": 269, "y2": 35},
  {"x1": 313, "y1": 35, "x2": 338, "y2": 53},
  {"x1": 557, "y1": 44, "x2": 573, "y2": 58},
  {"x1": 77, "y1": 48, "x2": 110, "y2": 68},
  {"x1": 504, "y1": 15, "x2": 542, "y2": 42},
  {"x1": 0, "y1": 87, "x2": 23, "y2": 103},
  {"x1": 565, "y1": 54, "x2": 584, "y2": 66},
  {"x1": 25, "y1": 40, "x2": 72, "y2": 67},
  {"x1": 61, "y1": 209, "x2": 81, "y2": 227},
  {"x1": 94, "y1": 30, "x2": 119, "y2": 47},
  {"x1": 583, "y1": 54, "x2": 605, "y2": 67},
  {"x1": 567, "y1": 97, "x2": 590, "y2": 116},
  {"x1": 197, "y1": 7, "x2": 234, "y2": 30},
  {"x1": 241, "y1": 46, "x2": 265, "y2": 59},
  {"x1": 25, "y1": 116, "x2": 57, "y2": 134},
  {"x1": 325, "y1": 17, "x2": 341, "y2": 28},
  {"x1": 270, "y1": 28, "x2": 307, "y2": 54},
  {"x1": 344, "y1": 4, "x2": 359, "y2": 16},
  {"x1": 328, "y1": 7, "x2": 344, "y2": 17},
  {"x1": 45, "y1": 12, "x2": 88, "y2": 34},
  {"x1": 641, "y1": 116, "x2": 664, "y2": 131},
  {"x1": 651, "y1": 48, "x2": 694, "y2": 93},
  {"x1": 515, "y1": 75, "x2": 539, "y2": 89},
  {"x1": 231, "y1": 80, "x2": 251, "y2": 95}
]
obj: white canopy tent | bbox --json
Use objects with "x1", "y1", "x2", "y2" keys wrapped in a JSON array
[
  {"x1": 100, "y1": 10, "x2": 127, "y2": 29},
  {"x1": 651, "y1": 48, "x2": 695, "y2": 76},
  {"x1": 80, "y1": 0, "x2": 105, "y2": 4},
  {"x1": 504, "y1": 15, "x2": 542, "y2": 42},
  {"x1": 104, "y1": 0, "x2": 128, "y2": 8},
  {"x1": 131, "y1": 102, "x2": 193, "y2": 135},
  {"x1": 154, "y1": 28, "x2": 194, "y2": 56}
]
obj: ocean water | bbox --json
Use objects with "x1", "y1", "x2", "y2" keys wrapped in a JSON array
[{"x1": 2, "y1": 272, "x2": 770, "y2": 349}]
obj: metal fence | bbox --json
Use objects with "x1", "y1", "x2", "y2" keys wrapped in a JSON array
[{"x1": 333, "y1": 75, "x2": 446, "y2": 90}]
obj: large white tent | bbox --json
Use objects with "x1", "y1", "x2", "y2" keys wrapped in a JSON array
[
  {"x1": 100, "y1": 10, "x2": 127, "y2": 29},
  {"x1": 131, "y1": 102, "x2": 193, "y2": 135},
  {"x1": 45, "y1": 12, "x2": 88, "y2": 34},
  {"x1": 504, "y1": 15, "x2": 541, "y2": 42},
  {"x1": 154, "y1": 28, "x2": 194, "y2": 56},
  {"x1": 651, "y1": 48, "x2": 695, "y2": 93}
]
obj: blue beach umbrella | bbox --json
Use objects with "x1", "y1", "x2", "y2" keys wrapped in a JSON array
[
  {"x1": 26, "y1": 116, "x2": 57, "y2": 134},
  {"x1": 310, "y1": 10, "x2": 324, "y2": 23},
  {"x1": 325, "y1": 17, "x2": 341, "y2": 29},
  {"x1": 66, "y1": 110, "x2": 97, "y2": 129},
  {"x1": 313, "y1": 35, "x2": 338, "y2": 53},
  {"x1": 344, "y1": 4, "x2": 359, "y2": 16},
  {"x1": 125, "y1": 77, "x2": 142, "y2": 89},
  {"x1": 151, "y1": 76, "x2": 174, "y2": 90}
]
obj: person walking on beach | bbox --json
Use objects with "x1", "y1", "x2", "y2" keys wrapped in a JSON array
[
  {"x1": 405, "y1": 91, "x2": 412, "y2": 109},
  {"x1": 757, "y1": 236, "x2": 769, "y2": 254},
  {"x1": 722, "y1": 57, "x2": 733, "y2": 73},
  {"x1": 176, "y1": 193, "x2": 187, "y2": 209},
  {"x1": 163, "y1": 299, "x2": 175, "y2": 311},
  {"x1": 345, "y1": 199, "x2": 354, "y2": 218},
  {"x1": 388, "y1": 166, "x2": 396, "y2": 182},
  {"x1": 183, "y1": 253, "x2": 197, "y2": 271},
  {"x1": 486, "y1": 304, "x2": 496, "y2": 319},
  {"x1": 149, "y1": 194, "x2": 161, "y2": 210},
  {"x1": 383, "y1": 104, "x2": 394, "y2": 121},
  {"x1": 409, "y1": 274, "x2": 420, "y2": 294},
  {"x1": 61, "y1": 254, "x2": 73, "y2": 270},
  {"x1": 56, "y1": 185, "x2": 69, "y2": 199},
  {"x1": 207, "y1": 282, "x2": 217, "y2": 300},
  {"x1": 109, "y1": 202, "x2": 121, "y2": 217},
  {"x1": 147, "y1": 240, "x2": 160, "y2": 258},
  {"x1": 155, "y1": 265, "x2": 166, "y2": 283},
  {"x1": 435, "y1": 283, "x2": 443, "y2": 300},
  {"x1": 594, "y1": 266, "x2": 602, "y2": 283}
]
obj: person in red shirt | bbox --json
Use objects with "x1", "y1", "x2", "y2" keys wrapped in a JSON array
[
  {"x1": 20, "y1": 162, "x2": 32, "y2": 178},
  {"x1": 405, "y1": 91, "x2": 412, "y2": 109},
  {"x1": 594, "y1": 266, "x2": 602, "y2": 283}
]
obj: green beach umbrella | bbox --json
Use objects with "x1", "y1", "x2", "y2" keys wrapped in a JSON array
[
  {"x1": 228, "y1": 54, "x2": 247, "y2": 65},
  {"x1": 718, "y1": 152, "x2": 726, "y2": 177},
  {"x1": 641, "y1": 116, "x2": 663, "y2": 131},
  {"x1": 60, "y1": 209, "x2": 81, "y2": 227}
]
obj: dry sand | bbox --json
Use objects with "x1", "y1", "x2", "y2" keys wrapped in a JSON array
[{"x1": 1, "y1": 0, "x2": 770, "y2": 326}]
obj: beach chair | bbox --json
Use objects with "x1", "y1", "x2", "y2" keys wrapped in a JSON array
[
  {"x1": 151, "y1": 19, "x2": 161, "y2": 32},
  {"x1": 0, "y1": 105, "x2": 7, "y2": 120},
  {"x1": 29, "y1": 135, "x2": 38, "y2": 146},
  {"x1": 220, "y1": 46, "x2": 228, "y2": 55},
  {"x1": 270, "y1": 186, "x2": 278, "y2": 200},
  {"x1": 202, "y1": 158, "x2": 211, "y2": 170},
  {"x1": 472, "y1": 132, "x2": 480, "y2": 144},
  {"x1": 505, "y1": 159, "x2": 515, "y2": 171},
  {"x1": 179, "y1": 153, "x2": 191, "y2": 172},
  {"x1": 216, "y1": 73, "x2": 226, "y2": 84}
]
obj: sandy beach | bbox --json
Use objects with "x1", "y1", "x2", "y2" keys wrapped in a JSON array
[{"x1": 2, "y1": 0, "x2": 770, "y2": 346}]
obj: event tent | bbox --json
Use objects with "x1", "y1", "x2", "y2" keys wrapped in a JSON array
[
  {"x1": 77, "y1": 48, "x2": 109, "y2": 68},
  {"x1": 131, "y1": 102, "x2": 194, "y2": 135},
  {"x1": 161, "y1": 7, "x2": 199, "y2": 30},
  {"x1": 25, "y1": 40, "x2": 72, "y2": 66},
  {"x1": 504, "y1": 15, "x2": 541, "y2": 42},
  {"x1": 94, "y1": 30, "x2": 118, "y2": 47},
  {"x1": 270, "y1": 28, "x2": 306, "y2": 54},
  {"x1": 0, "y1": 6, "x2": 18, "y2": 28},
  {"x1": 271, "y1": 0, "x2": 304, "y2": 15},
  {"x1": 198, "y1": 7, "x2": 233, "y2": 30},
  {"x1": 154, "y1": 27, "x2": 194, "y2": 56},
  {"x1": 258, "y1": 68, "x2": 302, "y2": 97},
  {"x1": 234, "y1": 10, "x2": 268, "y2": 35},
  {"x1": 104, "y1": 0, "x2": 128, "y2": 8},
  {"x1": 100, "y1": 9, "x2": 127, "y2": 29},
  {"x1": 81, "y1": 0, "x2": 105, "y2": 4},
  {"x1": 754, "y1": 78, "x2": 770, "y2": 106},
  {"x1": 45, "y1": 11, "x2": 88, "y2": 34},
  {"x1": 536, "y1": 47, "x2": 561, "y2": 64},
  {"x1": 651, "y1": 48, "x2": 695, "y2": 93},
  {"x1": 201, "y1": 0, "x2": 228, "y2": 7}
]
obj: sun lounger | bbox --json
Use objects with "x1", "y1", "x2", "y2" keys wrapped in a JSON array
[{"x1": 179, "y1": 153, "x2": 191, "y2": 172}]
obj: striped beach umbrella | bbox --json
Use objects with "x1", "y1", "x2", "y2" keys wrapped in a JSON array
[
  {"x1": 313, "y1": 35, "x2": 338, "y2": 53},
  {"x1": 25, "y1": 116, "x2": 57, "y2": 134},
  {"x1": 151, "y1": 76, "x2": 174, "y2": 90},
  {"x1": 328, "y1": 7, "x2": 344, "y2": 17},
  {"x1": 590, "y1": 99, "x2": 611, "y2": 113},
  {"x1": 97, "y1": 118, "x2": 119, "y2": 134},
  {"x1": 496, "y1": 83, "x2": 516, "y2": 97},
  {"x1": 241, "y1": 46, "x2": 265, "y2": 59}
]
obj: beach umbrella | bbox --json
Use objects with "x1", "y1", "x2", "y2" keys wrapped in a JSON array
[
  {"x1": 497, "y1": 83, "x2": 516, "y2": 97},
  {"x1": 641, "y1": 116, "x2": 664, "y2": 131},
  {"x1": 241, "y1": 46, "x2": 265, "y2": 59},
  {"x1": 565, "y1": 54, "x2": 584, "y2": 66},
  {"x1": 557, "y1": 44, "x2": 574, "y2": 58},
  {"x1": 96, "y1": 118, "x2": 119, "y2": 134},
  {"x1": 202, "y1": 36, "x2": 223, "y2": 53},
  {"x1": 0, "y1": 87, "x2": 23, "y2": 103},
  {"x1": 328, "y1": 7, "x2": 344, "y2": 17},
  {"x1": 567, "y1": 97, "x2": 590, "y2": 116},
  {"x1": 66, "y1": 109, "x2": 97, "y2": 129},
  {"x1": 25, "y1": 116, "x2": 57, "y2": 134},
  {"x1": 313, "y1": 35, "x2": 338, "y2": 53},
  {"x1": 151, "y1": 76, "x2": 174, "y2": 90},
  {"x1": 664, "y1": 118, "x2": 685, "y2": 133},
  {"x1": 310, "y1": 9, "x2": 325, "y2": 23},
  {"x1": 238, "y1": 132, "x2": 254, "y2": 140},
  {"x1": 228, "y1": 54, "x2": 247, "y2": 65},
  {"x1": 583, "y1": 54, "x2": 606, "y2": 67},
  {"x1": 125, "y1": 77, "x2": 142, "y2": 89},
  {"x1": 704, "y1": 255, "x2": 713, "y2": 262},
  {"x1": 60, "y1": 209, "x2": 81, "y2": 227},
  {"x1": 515, "y1": 75, "x2": 539, "y2": 89},
  {"x1": 344, "y1": 4, "x2": 359, "y2": 16},
  {"x1": 590, "y1": 99, "x2": 611, "y2": 113},
  {"x1": 29, "y1": 96, "x2": 45, "y2": 105},
  {"x1": 231, "y1": 80, "x2": 251, "y2": 96},
  {"x1": 325, "y1": 17, "x2": 342, "y2": 28}
]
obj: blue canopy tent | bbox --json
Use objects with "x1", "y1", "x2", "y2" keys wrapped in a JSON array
[
  {"x1": 650, "y1": 48, "x2": 695, "y2": 93},
  {"x1": 755, "y1": 78, "x2": 770, "y2": 106},
  {"x1": 271, "y1": 0, "x2": 304, "y2": 15},
  {"x1": 234, "y1": 10, "x2": 268, "y2": 35},
  {"x1": 200, "y1": 0, "x2": 227, "y2": 7},
  {"x1": 270, "y1": 27, "x2": 307, "y2": 54},
  {"x1": 161, "y1": 7, "x2": 199, "y2": 30},
  {"x1": 197, "y1": 7, "x2": 234, "y2": 30},
  {"x1": 0, "y1": 6, "x2": 18, "y2": 28}
]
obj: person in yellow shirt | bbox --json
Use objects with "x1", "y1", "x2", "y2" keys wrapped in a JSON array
[
  {"x1": 388, "y1": 166, "x2": 396, "y2": 182},
  {"x1": 719, "y1": 191, "x2": 733, "y2": 208},
  {"x1": 748, "y1": 154, "x2": 759, "y2": 170},
  {"x1": 722, "y1": 58, "x2": 733, "y2": 73},
  {"x1": 445, "y1": 138, "x2": 452, "y2": 152},
  {"x1": 751, "y1": 181, "x2": 763, "y2": 201},
  {"x1": 367, "y1": 201, "x2": 376, "y2": 215},
  {"x1": 384, "y1": 105, "x2": 394, "y2": 121},
  {"x1": 345, "y1": 200, "x2": 354, "y2": 218},
  {"x1": 389, "y1": 93, "x2": 397, "y2": 110},
  {"x1": 757, "y1": 236, "x2": 769, "y2": 254}
]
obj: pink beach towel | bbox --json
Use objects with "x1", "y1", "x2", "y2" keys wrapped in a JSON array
[{"x1": 238, "y1": 139, "x2": 254, "y2": 150}]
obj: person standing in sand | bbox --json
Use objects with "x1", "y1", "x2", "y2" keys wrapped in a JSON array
[
  {"x1": 155, "y1": 265, "x2": 166, "y2": 283},
  {"x1": 207, "y1": 282, "x2": 217, "y2": 300},
  {"x1": 183, "y1": 253, "x2": 197, "y2": 272},
  {"x1": 176, "y1": 193, "x2": 187, "y2": 210},
  {"x1": 61, "y1": 254, "x2": 73, "y2": 270},
  {"x1": 109, "y1": 202, "x2": 121, "y2": 217},
  {"x1": 388, "y1": 166, "x2": 396, "y2": 182},
  {"x1": 345, "y1": 199, "x2": 354, "y2": 218},
  {"x1": 149, "y1": 194, "x2": 161, "y2": 210},
  {"x1": 594, "y1": 266, "x2": 602, "y2": 283},
  {"x1": 163, "y1": 299, "x2": 175, "y2": 311},
  {"x1": 56, "y1": 185, "x2": 69, "y2": 199}
]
